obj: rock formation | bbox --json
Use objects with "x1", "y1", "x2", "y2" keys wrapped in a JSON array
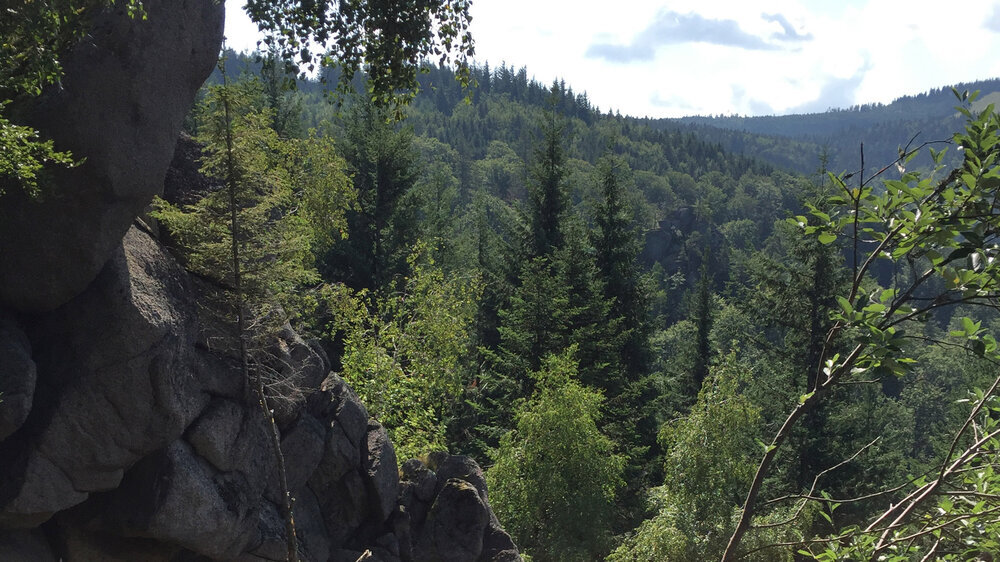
[
  {"x1": 0, "y1": 0, "x2": 224, "y2": 311},
  {"x1": 0, "y1": 3, "x2": 520, "y2": 560}
]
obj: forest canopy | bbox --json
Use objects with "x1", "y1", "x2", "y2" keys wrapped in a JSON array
[
  {"x1": 8, "y1": 3, "x2": 1000, "y2": 560},
  {"x1": 188, "y1": 54, "x2": 1000, "y2": 560}
]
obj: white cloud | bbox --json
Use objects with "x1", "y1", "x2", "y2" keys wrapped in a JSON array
[
  {"x1": 223, "y1": 0, "x2": 259, "y2": 52},
  {"x1": 222, "y1": 0, "x2": 1000, "y2": 118}
]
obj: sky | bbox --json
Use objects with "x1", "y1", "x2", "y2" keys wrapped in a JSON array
[{"x1": 223, "y1": 0, "x2": 1000, "y2": 119}]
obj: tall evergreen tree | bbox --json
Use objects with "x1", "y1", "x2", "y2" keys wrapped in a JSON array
[
  {"x1": 561, "y1": 217, "x2": 621, "y2": 391},
  {"x1": 259, "y1": 48, "x2": 303, "y2": 139},
  {"x1": 320, "y1": 99, "x2": 419, "y2": 292},
  {"x1": 592, "y1": 154, "x2": 651, "y2": 381},
  {"x1": 690, "y1": 260, "x2": 714, "y2": 393},
  {"x1": 590, "y1": 155, "x2": 661, "y2": 526},
  {"x1": 485, "y1": 255, "x2": 571, "y2": 435},
  {"x1": 528, "y1": 110, "x2": 569, "y2": 257},
  {"x1": 743, "y1": 219, "x2": 848, "y2": 490}
]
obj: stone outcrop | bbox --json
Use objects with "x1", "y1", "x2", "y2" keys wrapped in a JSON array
[
  {"x1": 400, "y1": 455, "x2": 520, "y2": 562},
  {"x1": 639, "y1": 206, "x2": 728, "y2": 290},
  {"x1": 0, "y1": 2, "x2": 520, "y2": 560},
  {"x1": 0, "y1": 224, "x2": 520, "y2": 561},
  {"x1": 0, "y1": 226, "x2": 209, "y2": 528},
  {"x1": 0, "y1": 0, "x2": 224, "y2": 312},
  {"x1": 0, "y1": 313, "x2": 35, "y2": 441}
]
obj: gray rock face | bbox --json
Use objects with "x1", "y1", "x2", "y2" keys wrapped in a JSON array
[
  {"x1": 97, "y1": 440, "x2": 259, "y2": 559},
  {"x1": 0, "y1": 4, "x2": 521, "y2": 559},
  {"x1": 400, "y1": 455, "x2": 522, "y2": 562},
  {"x1": 365, "y1": 421, "x2": 400, "y2": 524},
  {"x1": 187, "y1": 399, "x2": 256, "y2": 474},
  {"x1": 0, "y1": 313, "x2": 36, "y2": 441},
  {"x1": 294, "y1": 487, "x2": 332, "y2": 562},
  {"x1": 434, "y1": 455, "x2": 491, "y2": 508},
  {"x1": 307, "y1": 377, "x2": 376, "y2": 549},
  {"x1": 0, "y1": 226, "x2": 209, "y2": 527},
  {"x1": 0, "y1": 0, "x2": 224, "y2": 312},
  {"x1": 278, "y1": 413, "x2": 327, "y2": 497},
  {"x1": 0, "y1": 224, "x2": 521, "y2": 558},
  {"x1": 56, "y1": 526, "x2": 187, "y2": 562},
  {"x1": 414, "y1": 479, "x2": 489, "y2": 562}
]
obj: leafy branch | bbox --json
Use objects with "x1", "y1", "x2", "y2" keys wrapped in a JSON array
[{"x1": 723, "y1": 90, "x2": 1000, "y2": 561}]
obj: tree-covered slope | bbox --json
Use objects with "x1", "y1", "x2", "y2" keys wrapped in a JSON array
[
  {"x1": 646, "y1": 78, "x2": 1000, "y2": 175},
  {"x1": 193, "y1": 52, "x2": 1000, "y2": 561}
]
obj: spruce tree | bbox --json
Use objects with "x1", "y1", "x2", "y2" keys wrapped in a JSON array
[
  {"x1": 259, "y1": 48, "x2": 303, "y2": 139},
  {"x1": 528, "y1": 110, "x2": 568, "y2": 258},
  {"x1": 560, "y1": 217, "x2": 620, "y2": 391},
  {"x1": 153, "y1": 71, "x2": 330, "y2": 562},
  {"x1": 486, "y1": 255, "x2": 571, "y2": 431},
  {"x1": 590, "y1": 155, "x2": 660, "y2": 525},
  {"x1": 320, "y1": 99, "x2": 419, "y2": 293},
  {"x1": 591, "y1": 154, "x2": 652, "y2": 382},
  {"x1": 690, "y1": 260, "x2": 713, "y2": 393}
]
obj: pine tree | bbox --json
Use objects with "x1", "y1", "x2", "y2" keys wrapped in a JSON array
[{"x1": 740, "y1": 217, "x2": 848, "y2": 490}]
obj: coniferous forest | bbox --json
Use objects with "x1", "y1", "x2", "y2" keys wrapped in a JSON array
[
  {"x1": 6, "y1": 3, "x2": 1000, "y2": 561},
  {"x1": 176, "y1": 49, "x2": 1000, "y2": 560}
]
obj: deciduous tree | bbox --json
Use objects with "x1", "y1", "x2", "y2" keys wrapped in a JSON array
[{"x1": 487, "y1": 349, "x2": 625, "y2": 562}]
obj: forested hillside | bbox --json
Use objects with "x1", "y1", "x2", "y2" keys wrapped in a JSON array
[
  {"x1": 650, "y1": 79, "x2": 1000, "y2": 176},
  {"x1": 6, "y1": 1, "x2": 1000, "y2": 559},
  {"x1": 173, "y1": 50, "x2": 1000, "y2": 561}
]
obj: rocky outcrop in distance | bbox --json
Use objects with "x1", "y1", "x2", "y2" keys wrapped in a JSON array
[{"x1": 0, "y1": 2, "x2": 520, "y2": 560}]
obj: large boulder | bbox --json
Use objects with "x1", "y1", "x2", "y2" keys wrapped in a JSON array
[
  {"x1": 413, "y1": 479, "x2": 489, "y2": 562},
  {"x1": 307, "y1": 375, "x2": 376, "y2": 549},
  {"x1": 400, "y1": 455, "x2": 522, "y2": 562},
  {"x1": 0, "y1": 0, "x2": 224, "y2": 312},
  {"x1": 0, "y1": 227, "x2": 211, "y2": 527},
  {"x1": 82, "y1": 441, "x2": 258, "y2": 559},
  {"x1": 364, "y1": 421, "x2": 400, "y2": 525}
]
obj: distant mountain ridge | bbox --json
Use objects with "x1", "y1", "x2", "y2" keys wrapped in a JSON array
[
  {"x1": 641, "y1": 78, "x2": 1000, "y2": 176},
  {"x1": 216, "y1": 51, "x2": 998, "y2": 179}
]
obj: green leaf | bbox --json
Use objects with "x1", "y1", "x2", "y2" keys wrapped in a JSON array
[
  {"x1": 836, "y1": 296, "x2": 854, "y2": 317},
  {"x1": 863, "y1": 302, "x2": 886, "y2": 314},
  {"x1": 817, "y1": 232, "x2": 837, "y2": 245},
  {"x1": 962, "y1": 316, "x2": 981, "y2": 336}
]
